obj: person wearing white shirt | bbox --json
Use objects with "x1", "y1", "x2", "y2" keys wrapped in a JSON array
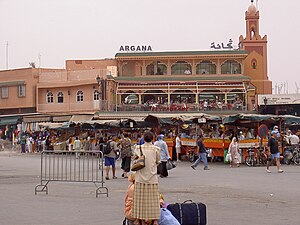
[
  {"x1": 175, "y1": 134, "x2": 181, "y2": 161},
  {"x1": 286, "y1": 130, "x2": 299, "y2": 146}
]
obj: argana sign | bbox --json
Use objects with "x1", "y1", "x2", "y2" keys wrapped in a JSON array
[{"x1": 119, "y1": 45, "x2": 152, "y2": 52}]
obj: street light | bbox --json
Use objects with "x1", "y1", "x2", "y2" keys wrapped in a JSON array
[{"x1": 96, "y1": 75, "x2": 107, "y2": 111}]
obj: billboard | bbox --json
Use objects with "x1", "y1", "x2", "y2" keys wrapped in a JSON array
[{"x1": 258, "y1": 94, "x2": 300, "y2": 105}]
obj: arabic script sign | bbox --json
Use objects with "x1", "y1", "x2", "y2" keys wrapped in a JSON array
[{"x1": 210, "y1": 39, "x2": 233, "y2": 50}]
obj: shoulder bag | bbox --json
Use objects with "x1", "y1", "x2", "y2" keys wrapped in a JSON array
[{"x1": 131, "y1": 145, "x2": 145, "y2": 171}]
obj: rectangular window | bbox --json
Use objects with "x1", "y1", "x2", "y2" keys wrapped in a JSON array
[
  {"x1": 18, "y1": 85, "x2": 26, "y2": 97},
  {"x1": 1, "y1": 87, "x2": 8, "y2": 98}
]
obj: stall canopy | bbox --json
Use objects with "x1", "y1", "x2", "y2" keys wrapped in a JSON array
[
  {"x1": 189, "y1": 113, "x2": 223, "y2": 124},
  {"x1": 23, "y1": 115, "x2": 51, "y2": 123},
  {"x1": 69, "y1": 114, "x2": 94, "y2": 122},
  {"x1": 279, "y1": 115, "x2": 300, "y2": 125},
  {"x1": 38, "y1": 122, "x2": 64, "y2": 129},
  {"x1": 0, "y1": 116, "x2": 20, "y2": 126},
  {"x1": 144, "y1": 115, "x2": 183, "y2": 126},
  {"x1": 223, "y1": 114, "x2": 280, "y2": 127},
  {"x1": 120, "y1": 118, "x2": 146, "y2": 128}
]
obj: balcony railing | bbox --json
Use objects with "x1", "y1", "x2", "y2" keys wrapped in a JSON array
[
  {"x1": 116, "y1": 103, "x2": 248, "y2": 112},
  {"x1": 38, "y1": 101, "x2": 98, "y2": 113}
]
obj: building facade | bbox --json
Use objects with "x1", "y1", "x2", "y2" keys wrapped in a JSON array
[{"x1": 0, "y1": 1, "x2": 271, "y2": 117}]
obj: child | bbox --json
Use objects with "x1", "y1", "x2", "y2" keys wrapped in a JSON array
[{"x1": 124, "y1": 173, "x2": 139, "y2": 225}]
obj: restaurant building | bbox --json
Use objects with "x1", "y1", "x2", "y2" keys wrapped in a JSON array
[{"x1": 1, "y1": 1, "x2": 271, "y2": 119}]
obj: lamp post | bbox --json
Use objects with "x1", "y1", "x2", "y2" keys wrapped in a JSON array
[
  {"x1": 96, "y1": 75, "x2": 103, "y2": 111},
  {"x1": 96, "y1": 75, "x2": 107, "y2": 111}
]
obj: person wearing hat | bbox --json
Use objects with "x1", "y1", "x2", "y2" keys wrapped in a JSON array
[
  {"x1": 154, "y1": 134, "x2": 171, "y2": 178},
  {"x1": 239, "y1": 131, "x2": 245, "y2": 141},
  {"x1": 266, "y1": 131, "x2": 283, "y2": 173}
]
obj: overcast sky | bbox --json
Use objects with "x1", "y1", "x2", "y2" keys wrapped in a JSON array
[{"x1": 0, "y1": 0, "x2": 299, "y2": 93}]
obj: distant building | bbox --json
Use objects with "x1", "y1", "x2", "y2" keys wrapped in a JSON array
[{"x1": 258, "y1": 94, "x2": 300, "y2": 115}]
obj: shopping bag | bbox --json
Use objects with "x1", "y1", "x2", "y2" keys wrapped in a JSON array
[
  {"x1": 166, "y1": 160, "x2": 176, "y2": 170},
  {"x1": 225, "y1": 152, "x2": 232, "y2": 162}
]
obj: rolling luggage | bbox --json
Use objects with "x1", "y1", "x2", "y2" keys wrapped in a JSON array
[{"x1": 167, "y1": 200, "x2": 206, "y2": 225}]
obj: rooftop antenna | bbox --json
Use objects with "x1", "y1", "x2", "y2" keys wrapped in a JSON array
[
  {"x1": 295, "y1": 82, "x2": 300, "y2": 94},
  {"x1": 5, "y1": 41, "x2": 8, "y2": 70},
  {"x1": 38, "y1": 53, "x2": 41, "y2": 68}
]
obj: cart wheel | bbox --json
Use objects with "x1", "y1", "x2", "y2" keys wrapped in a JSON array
[
  {"x1": 245, "y1": 156, "x2": 253, "y2": 167},
  {"x1": 293, "y1": 153, "x2": 300, "y2": 165},
  {"x1": 188, "y1": 152, "x2": 195, "y2": 162}
]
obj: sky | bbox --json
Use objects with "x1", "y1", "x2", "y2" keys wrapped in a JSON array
[{"x1": 0, "y1": 0, "x2": 299, "y2": 93}]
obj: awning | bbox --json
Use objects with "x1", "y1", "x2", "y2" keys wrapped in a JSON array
[
  {"x1": 0, "y1": 116, "x2": 19, "y2": 126},
  {"x1": 23, "y1": 116, "x2": 51, "y2": 123},
  {"x1": 280, "y1": 115, "x2": 300, "y2": 125},
  {"x1": 70, "y1": 114, "x2": 94, "y2": 122},
  {"x1": 38, "y1": 122, "x2": 64, "y2": 129},
  {"x1": 53, "y1": 115, "x2": 72, "y2": 122}
]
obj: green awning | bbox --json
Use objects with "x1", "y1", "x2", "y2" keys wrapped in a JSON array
[
  {"x1": 0, "y1": 81, "x2": 25, "y2": 87},
  {"x1": 0, "y1": 116, "x2": 19, "y2": 126}
]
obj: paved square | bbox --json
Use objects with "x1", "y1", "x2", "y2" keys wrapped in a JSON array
[{"x1": 0, "y1": 151, "x2": 299, "y2": 225}]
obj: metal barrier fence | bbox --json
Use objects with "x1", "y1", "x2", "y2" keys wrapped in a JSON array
[{"x1": 35, "y1": 150, "x2": 108, "y2": 197}]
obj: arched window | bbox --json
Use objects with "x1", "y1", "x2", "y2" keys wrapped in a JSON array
[
  {"x1": 146, "y1": 61, "x2": 167, "y2": 75},
  {"x1": 251, "y1": 59, "x2": 257, "y2": 69},
  {"x1": 171, "y1": 61, "x2": 192, "y2": 75},
  {"x1": 57, "y1": 91, "x2": 64, "y2": 103},
  {"x1": 196, "y1": 61, "x2": 216, "y2": 74},
  {"x1": 221, "y1": 60, "x2": 241, "y2": 74},
  {"x1": 146, "y1": 64, "x2": 154, "y2": 75},
  {"x1": 76, "y1": 90, "x2": 84, "y2": 102},
  {"x1": 94, "y1": 90, "x2": 99, "y2": 100},
  {"x1": 47, "y1": 91, "x2": 53, "y2": 103}
]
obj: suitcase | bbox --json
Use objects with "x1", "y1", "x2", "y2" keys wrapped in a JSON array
[{"x1": 167, "y1": 200, "x2": 207, "y2": 225}]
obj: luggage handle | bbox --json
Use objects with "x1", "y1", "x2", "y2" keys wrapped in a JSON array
[{"x1": 177, "y1": 201, "x2": 201, "y2": 225}]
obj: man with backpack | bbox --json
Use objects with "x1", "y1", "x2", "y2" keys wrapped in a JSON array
[
  {"x1": 119, "y1": 133, "x2": 132, "y2": 178},
  {"x1": 104, "y1": 136, "x2": 118, "y2": 180}
]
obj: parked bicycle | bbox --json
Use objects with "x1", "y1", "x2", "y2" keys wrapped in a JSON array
[
  {"x1": 245, "y1": 148, "x2": 267, "y2": 167},
  {"x1": 283, "y1": 145, "x2": 300, "y2": 165}
]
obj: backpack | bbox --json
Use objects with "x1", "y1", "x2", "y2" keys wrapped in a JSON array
[
  {"x1": 122, "y1": 138, "x2": 131, "y2": 151},
  {"x1": 103, "y1": 141, "x2": 112, "y2": 155}
]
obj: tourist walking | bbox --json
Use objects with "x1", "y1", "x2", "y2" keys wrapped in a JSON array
[
  {"x1": 132, "y1": 131, "x2": 161, "y2": 225},
  {"x1": 119, "y1": 133, "x2": 132, "y2": 178},
  {"x1": 104, "y1": 136, "x2": 118, "y2": 180},
  {"x1": 154, "y1": 134, "x2": 171, "y2": 178},
  {"x1": 228, "y1": 137, "x2": 241, "y2": 167},
  {"x1": 266, "y1": 131, "x2": 283, "y2": 173},
  {"x1": 191, "y1": 136, "x2": 209, "y2": 170}
]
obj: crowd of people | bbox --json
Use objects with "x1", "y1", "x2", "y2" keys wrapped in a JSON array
[{"x1": 4, "y1": 124, "x2": 300, "y2": 224}]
